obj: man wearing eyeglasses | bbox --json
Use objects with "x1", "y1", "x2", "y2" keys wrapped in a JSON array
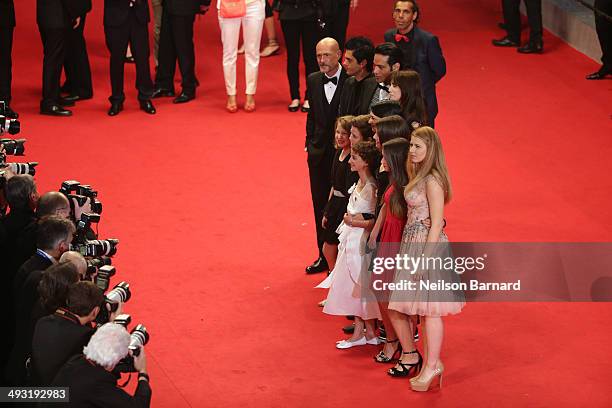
[{"x1": 384, "y1": 0, "x2": 446, "y2": 127}]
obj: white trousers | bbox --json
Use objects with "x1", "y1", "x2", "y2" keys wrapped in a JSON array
[{"x1": 218, "y1": 1, "x2": 265, "y2": 96}]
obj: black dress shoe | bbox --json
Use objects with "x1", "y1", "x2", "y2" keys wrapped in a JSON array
[
  {"x1": 586, "y1": 67, "x2": 611, "y2": 80},
  {"x1": 300, "y1": 104, "x2": 310, "y2": 113},
  {"x1": 139, "y1": 99, "x2": 156, "y2": 114},
  {"x1": 40, "y1": 105, "x2": 72, "y2": 117},
  {"x1": 108, "y1": 102, "x2": 123, "y2": 116},
  {"x1": 2, "y1": 105, "x2": 19, "y2": 119},
  {"x1": 517, "y1": 42, "x2": 543, "y2": 54},
  {"x1": 152, "y1": 88, "x2": 175, "y2": 98},
  {"x1": 305, "y1": 257, "x2": 328, "y2": 274},
  {"x1": 288, "y1": 101, "x2": 300, "y2": 112},
  {"x1": 58, "y1": 97, "x2": 75, "y2": 107},
  {"x1": 492, "y1": 36, "x2": 520, "y2": 47},
  {"x1": 63, "y1": 94, "x2": 92, "y2": 103},
  {"x1": 173, "y1": 92, "x2": 195, "y2": 104}
]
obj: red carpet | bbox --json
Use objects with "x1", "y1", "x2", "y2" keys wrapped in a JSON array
[{"x1": 8, "y1": 0, "x2": 612, "y2": 406}]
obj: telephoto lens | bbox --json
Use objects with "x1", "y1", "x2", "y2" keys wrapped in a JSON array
[
  {"x1": 76, "y1": 238, "x2": 119, "y2": 257},
  {"x1": 0, "y1": 138, "x2": 25, "y2": 154},
  {"x1": 7, "y1": 162, "x2": 38, "y2": 176},
  {"x1": 128, "y1": 324, "x2": 150, "y2": 356},
  {"x1": 96, "y1": 281, "x2": 131, "y2": 325}
]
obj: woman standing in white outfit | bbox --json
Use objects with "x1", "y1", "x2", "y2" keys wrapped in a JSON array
[{"x1": 218, "y1": 0, "x2": 265, "y2": 112}]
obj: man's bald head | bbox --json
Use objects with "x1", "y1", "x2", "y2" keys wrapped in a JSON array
[
  {"x1": 59, "y1": 251, "x2": 87, "y2": 277},
  {"x1": 37, "y1": 192, "x2": 70, "y2": 219},
  {"x1": 316, "y1": 37, "x2": 342, "y2": 75}
]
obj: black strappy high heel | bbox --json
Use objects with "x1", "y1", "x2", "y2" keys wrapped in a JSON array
[
  {"x1": 374, "y1": 339, "x2": 402, "y2": 363},
  {"x1": 387, "y1": 350, "x2": 423, "y2": 377}
]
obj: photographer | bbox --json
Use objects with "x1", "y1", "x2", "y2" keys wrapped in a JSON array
[
  {"x1": 12, "y1": 191, "x2": 71, "y2": 277},
  {"x1": 0, "y1": 0, "x2": 17, "y2": 119},
  {"x1": 30, "y1": 281, "x2": 103, "y2": 386},
  {"x1": 6, "y1": 257, "x2": 81, "y2": 385},
  {"x1": 52, "y1": 323, "x2": 152, "y2": 407}
]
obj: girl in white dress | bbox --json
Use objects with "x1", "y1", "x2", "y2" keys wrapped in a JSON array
[{"x1": 318, "y1": 141, "x2": 382, "y2": 349}]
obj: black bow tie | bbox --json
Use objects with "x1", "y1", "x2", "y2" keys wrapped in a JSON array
[
  {"x1": 378, "y1": 83, "x2": 389, "y2": 93},
  {"x1": 323, "y1": 76, "x2": 338, "y2": 85}
]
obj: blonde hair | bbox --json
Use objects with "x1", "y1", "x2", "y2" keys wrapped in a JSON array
[{"x1": 404, "y1": 126, "x2": 452, "y2": 203}]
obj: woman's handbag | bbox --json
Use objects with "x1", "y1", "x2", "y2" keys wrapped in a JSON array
[{"x1": 220, "y1": 0, "x2": 247, "y2": 18}]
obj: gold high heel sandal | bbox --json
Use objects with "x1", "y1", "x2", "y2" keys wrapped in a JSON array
[{"x1": 410, "y1": 362, "x2": 444, "y2": 392}]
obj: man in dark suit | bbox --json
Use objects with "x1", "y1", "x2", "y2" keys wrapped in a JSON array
[
  {"x1": 338, "y1": 36, "x2": 375, "y2": 116},
  {"x1": 37, "y1": 0, "x2": 85, "y2": 116},
  {"x1": 62, "y1": 0, "x2": 94, "y2": 102},
  {"x1": 30, "y1": 281, "x2": 102, "y2": 385},
  {"x1": 52, "y1": 323, "x2": 152, "y2": 408},
  {"x1": 104, "y1": 0, "x2": 156, "y2": 116},
  {"x1": 154, "y1": 0, "x2": 210, "y2": 103},
  {"x1": 305, "y1": 37, "x2": 347, "y2": 274},
  {"x1": 384, "y1": 0, "x2": 445, "y2": 127},
  {"x1": 587, "y1": 0, "x2": 612, "y2": 79},
  {"x1": 0, "y1": 0, "x2": 18, "y2": 119},
  {"x1": 357, "y1": 43, "x2": 403, "y2": 118},
  {"x1": 492, "y1": 0, "x2": 543, "y2": 53}
]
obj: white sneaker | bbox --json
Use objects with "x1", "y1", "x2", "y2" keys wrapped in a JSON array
[{"x1": 336, "y1": 337, "x2": 367, "y2": 349}]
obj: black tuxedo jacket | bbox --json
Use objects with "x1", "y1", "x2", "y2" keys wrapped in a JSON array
[
  {"x1": 384, "y1": 26, "x2": 446, "y2": 119},
  {"x1": 104, "y1": 0, "x2": 151, "y2": 27},
  {"x1": 338, "y1": 73, "x2": 377, "y2": 116},
  {"x1": 305, "y1": 69, "x2": 348, "y2": 166},
  {"x1": 0, "y1": 0, "x2": 15, "y2": 28},
  {"x1": 36, "y1": 0, "x2": 88, "y2": 28},
  {"x1": 52, "y1": 355, "x2": 152, "y2": 407},
  {"x1": 164, "y1": 0, "x2": 209, "y2": 16},
  {"x1": 31, "y1": 312, "x2": 94, "y2": 386}
]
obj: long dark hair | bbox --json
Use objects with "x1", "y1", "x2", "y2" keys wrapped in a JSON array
[
  {"x1": 376, "y1": 115, "x2": 411, "y2": 145},
  {"x1": 382, "y1": 138, "x2": 410, "y2": 218},
  {"x1": 390, "y1": 70, "x2": 427, "y2": 125}
]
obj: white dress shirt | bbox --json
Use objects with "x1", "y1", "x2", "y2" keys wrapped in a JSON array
[{"x1": 323, "y1": 64, "x2": 342, "y2": 103}]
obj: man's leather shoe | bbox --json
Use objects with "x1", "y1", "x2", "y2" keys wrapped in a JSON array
[
  {"x1": 173, "y1": 92, "x2": 195, "y2": 104},
  {"x1": 40, "y1": 105, "x2": 72, "y2": 117},
  {"x1": 305, "y1": 257, "x2": 328, "y2": 274},
  {"x1": 58, "y1": 97, "x2": 75, "y2": 107},
  {"x1": 63, "y1": 94, "x2": 92, "y2": 103},
  {"x1": 108, "y1": 102, "x2": 123, "y2": 116},
  {"x1": 2, "y1": 105, "x2": 19, "y2": 119},
  {"x1": 517, "y1": 42, "x2": 543, "y2": 54},
  {"x1": 586, "y1": 68, "x2": 611, "y2": 80},
  {"x1": 152, "y1": 88, "x2": 175, "y2": 98},
  {"x1": 492, "y1": 36, "x2": 519, "y2": 47},
  {"x1": 139, "y1": 100, "x2": 156, "y2": 114}
]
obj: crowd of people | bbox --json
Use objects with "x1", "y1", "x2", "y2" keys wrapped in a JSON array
[
  {"x1": 298, "y1": 0, "x2": 467, "y2": 393},
  {"x1": 0, "y1": 175, "x2": 150, "y2": 405}
]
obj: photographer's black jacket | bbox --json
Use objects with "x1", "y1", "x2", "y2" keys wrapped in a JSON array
[
  {"x1": 52, "y1": 355, "x2": 152, "y2": 408},
  {"x1": 31, "y1": 310, "x2": 94, "y2": 386}
]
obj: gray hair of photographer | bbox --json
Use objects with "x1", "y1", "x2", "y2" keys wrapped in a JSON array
[{"x1": 83, "y1": 323, "x2": 131, "y2": 371}]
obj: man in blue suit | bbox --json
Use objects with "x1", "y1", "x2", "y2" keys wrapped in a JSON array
[{"x1": 384, "y1": 0, "x2": 446, "y2": 127}]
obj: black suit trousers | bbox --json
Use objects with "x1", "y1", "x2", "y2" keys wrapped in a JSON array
[
  {"x1": 63, "y1": 16, "x2": 93, "y2": 98},
  {"x1": 280, "y1": 19, "x2": 319, "y2": 100},
  {"x1": 39, "y1": 27, "x2": 69, "y2": 108},
  {"x1": 595, "y1": 0, "x2": 612, "y2": 68},
  {"x1": 322, "y1": 1, "x2": 349, "y2": 50},
  {"x1": 104, "y1": 11, "x2": 154, "y2": 103},
  {"x1": 0, "y1": 26, "x2": 12, "y2": 104},
  {"x1": 308, "y1": 149, "x2": 334, "y2": 256},
  {"x1": 502, "y1": 0, "x2": 542, "y2": 44},
  {"x1": 155, "y1": 10, "x2": 196, "y2": 94}
]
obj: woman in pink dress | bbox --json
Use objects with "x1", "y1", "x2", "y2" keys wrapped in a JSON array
[
  {"x1": 319, "y1": 141, "x2": 382, "y2": 349},
  {"x1": 388, "y1": 127, "x2": 465, "y2": 392}
]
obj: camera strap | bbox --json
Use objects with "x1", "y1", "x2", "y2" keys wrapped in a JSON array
[{"x1": 55, "y1": 308, "x2": 80, "y2": 325}]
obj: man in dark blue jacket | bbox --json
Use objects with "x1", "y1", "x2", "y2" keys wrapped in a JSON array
[{"x1": 384, "y1": 0, "x2": 446, "y2": 127}]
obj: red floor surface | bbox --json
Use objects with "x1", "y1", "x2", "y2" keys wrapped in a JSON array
[{"x1": 8, "y1": 0, "x2": 612, "y2": 406}]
